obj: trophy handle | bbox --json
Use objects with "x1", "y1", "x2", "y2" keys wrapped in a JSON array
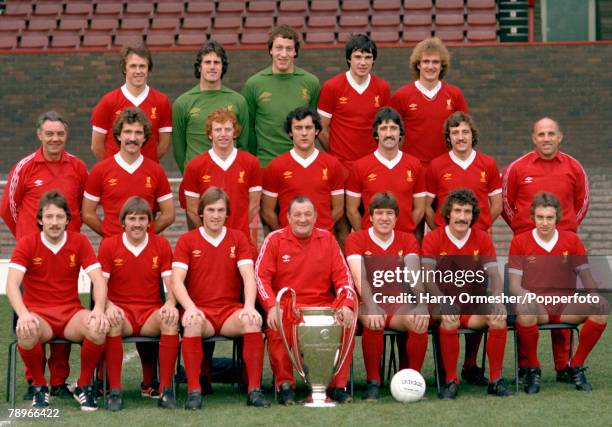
[
  {"x1": 275, "y1": 287, "x2": 306, "y2": 379},
  {"x1": 333, "y1": 286, "x2": 358, "y2": 376}
]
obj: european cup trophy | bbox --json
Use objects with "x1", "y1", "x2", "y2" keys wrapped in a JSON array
[{"x1": 275, "y1": 286, "x2": 357, "y2": 407}]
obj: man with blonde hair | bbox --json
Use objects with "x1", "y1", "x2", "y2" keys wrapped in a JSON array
[{"x1": 390, "y1": 37, "x2": 468, "y2": 166}]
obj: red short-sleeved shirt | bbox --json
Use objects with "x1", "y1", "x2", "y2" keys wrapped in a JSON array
[
  {"x1": 173, "y1": 227, "x2": 253, "y2": 308},
  {"x1": 346, "y1": 151, "x2": 426, "y2": 232},
  {"x1": 318, "y1": 71, "x2": 391, "y2": 167},
  {"x1": 99, "y1": 232, "x2": 172, "y2": 306},
  {"x1": 91, "y1": 85, "x2": 172, "y2": 161},
  {"x1": 426, "y1": 150, "x2": 501, "y2": 230},
  {"x1": 390, "y1": 81, "x2": 467, "y2": 164},
  {"x1": 84, "y1": 154, "x2": 173, "y2": 237},
  {"x1": 263, "y1": 149, "x2": 344, "y2": 231},
  {"x1": 182, "y1": 148, "x2": 262, "y2": 238},
  {"x1": 9, "y1": 231, "x2": 100, "y2": 308},
  {"x1": 508, "y1": 229, "x2": 588, "y2": 295}
]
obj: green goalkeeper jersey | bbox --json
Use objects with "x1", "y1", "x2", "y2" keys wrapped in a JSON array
[
  {"x1": 242, "y1": 66, "x2": 320, "y2": 167},
  {"x1": 172, "y1": 84, "x2": 249, "y2": 173}
]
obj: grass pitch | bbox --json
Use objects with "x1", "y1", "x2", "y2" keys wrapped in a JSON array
[{"x1": 0, "y1": 296, "x2": 610, "y2": 426}]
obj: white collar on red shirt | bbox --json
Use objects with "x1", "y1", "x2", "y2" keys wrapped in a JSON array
[
  {"x1": 41, "y1": 231, "x2": 67, "y2": 255},
  {"x1": 346, "y1": 70, "x2": 371, "y2": 95},
  {"x1": 209, "y1": 147, "x2": 237, "y2": 171},
  {"x1": 199, "y1": 226, "x2": 227, "y2": 247},
  {"x1": 290, "y1": 148, "x2": 319, "y2": 168},
  {"x1": 415, "y1": 80, "x2": 442, "y2": 99},
  {"x1": 374, "y1": 149, "x2": 402, "y2": 169},
  {"x1": 122, "y1": 232, "x2": 149, "y2": 257},
  {"x1": 368, "y1": 227, "x2": 394, "y2": 251},
  {"x1": 120, "y1": 84, "x2": 150, "y2": 107},
  {"x1": 532, "y1": 228, "x2": 559, "y2": 253},
  {"x1": 114, "y1": 152, "x2": 144, "y2": 174},
  {"x1": 449, "y1": 149, "x2": 477, "y2": 170},
  {"x1": 445, "y1": 225, "x2": 471, "y2": 249}
]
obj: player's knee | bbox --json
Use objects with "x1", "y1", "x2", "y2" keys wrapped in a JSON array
[
  {"x1": 108, "y1": 323, "x2": 123, "y2": 337},
  {"x1": 588, "y1": 314, "x2": 608, "y2": 325},
  {"x1": 242, "y1": 323, "x2": 262, "y2": 334},
  {"x1": 17, "y1": 335, "x2": 39, "y2": 349},
  {"x1": 183, "y1": 323, "x2": 201, "y2": 337},
  {"x1": 516, "y1": 314, "x2": 537, "y2": 326},
  {"x1": 440, "y1": 317, "x2": 459, "y2": 330},
  {"x1": 86, "y1": 329, "x2": 106, "y2": 345},
  {"x1": 487, "y1": 316, "x2": 506, "y2": 329},
  {"x1": 160, "y1": 320, "x2": 178, "y2": 334}
]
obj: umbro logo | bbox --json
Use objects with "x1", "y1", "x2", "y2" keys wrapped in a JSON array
[
  {"x1": 524, "y1": 176, "x2": 533, "y2": 183},
  {"x1": 281, "y1": 254, "x2": 291, "y2": 263},
  {"x1": 34, "y1": 179, "x2": 43, "y2": 186}
]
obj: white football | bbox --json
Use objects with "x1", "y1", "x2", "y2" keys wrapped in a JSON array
[{"x1": 390, "y1": 369, "x2": 426, "y2": 403}]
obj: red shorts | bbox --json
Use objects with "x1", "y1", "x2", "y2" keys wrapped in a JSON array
[
  {"x1": 31, "y1": 304, "x2": 84, "y2": 339},
  {"x1": 117, "y1": 303, "x2": 160, "y2": 336},
  {"x1": 200, "y1": 304, "x2": 243, "y2": 335}
]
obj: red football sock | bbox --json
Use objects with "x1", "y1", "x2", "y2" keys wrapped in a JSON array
[
  {"x1": 159, "y1": 334, "x2": 179, "y2": 392},
  {"x1": 48, "y1": 343, "x2": 71, "y2": 387},
  {"x1": 182, "y1": 336, "x2": 203, "y2": 393},
  {"x1": 104, "y1": 336, "x2": 123, "y2": 390},
  {"x1": 439, "y1": 326, "x2": 459, "y2": 383},
  {"x1": 551, "y1": 329, "x2": 571, "y2": 371},
  {"x1": 136, "y1": 341, "x2": 158, "y2": 385},
  {"x1": 486, "y1": 327, "x2": 507, "y2": 383},
  {"x1": 242, "y1": 332, "x2": 264, "y2": 391},
  {"x1": 570, "y1": 320, "x2": 607, "y2": 367},
  {"x1": 18, "y1": 342, "x2": 46, "y2": 386},
  {"x1": 329, "y1": 336, "x2": 354, "y2": 388},
  {"x1": 516, "y1": 323, "x2": 540, "y2": 369},
  {"x1": 361, "y1": 327, "x2": 384, "y2": 383},
  {"x1": 463, "y1": 332, "x2": 483, "y2": 368},
  {"x1": 407, "y1": 331, "x2": 428, "y2": 372},
  {"x1": 78, "y1": 338, "x2": 105, "y2": 388}
]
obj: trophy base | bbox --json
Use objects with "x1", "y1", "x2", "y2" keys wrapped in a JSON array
[
  {"x1": 303, "y1": 400, "x2": 336, "y2": 408},
  {"x1": 303, "y1": 392, "x2": 336, "y2": 408}
]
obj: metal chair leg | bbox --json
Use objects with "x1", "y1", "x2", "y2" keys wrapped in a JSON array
[
  {"x1": 480, "y1": 330, "x2": 488, "y2": 375},
  {"x1": 513, "y1": 329, "x2": 519, "y2": 393},
  {"x1": 9, "y1": 341, "x2": 17, "y2": 408},
  {"x1": 431, "y1": 331, "x2": 442, "y2": 394},
  {"x1": 6, "y1": 341, "x2": 13, "y2": 402}
]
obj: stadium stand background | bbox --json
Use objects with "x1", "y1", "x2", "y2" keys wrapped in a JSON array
[{"x1": 0, "y1": 0, "x2": 610, "y2": 257}]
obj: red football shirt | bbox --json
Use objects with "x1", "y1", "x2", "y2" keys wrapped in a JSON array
[
  {"x1": 421, "y1": 226, "x2": 497, "y2": 297},
  {"x1": 84, "y1": 153, "x2": 173, "y2": 237},
  {"x1": 173, "y1": 227, "x2": 253, "y2": 308},
  {"x1": 508, "y1": 229, "x2": 588, "y2": 296},
  {"x1": 390, "y1": 81, "x2": 468, "y2": 164},
  {"x1": 9, "y1": 231, "x2": 100, "y2": 308},
  {"x1": 501, "y1": 150, "x2": 589, "y2": 234},
  {"x1": 182, "y1": 148, "x2": 262, "y2": 238},
  {"x1": 345, "y1": 228, "x2": 420, "y2": 308},
  {"x1": 317, "y1": 71, "x2": 391, "y2": 167},
  {"x1": 91, "y1": 85, "x2": 172, "y2": 161},
  {"x1": 426, "y1": 150, "x2": 501, "y2": 230},
  {"x1": 345, "y1": 228, "x2": 420, "y2": 259},
  {"x1": 262, "y1": 149, "x2": 344, "y2": 231},
  {"x1": 99, "y1": 232, "x2": 172, "y2": 306},
  {"x1": 255, "y1": 226, "x2": 355, "y2": 311},
  {"x1": 0, "y1": 148, "x2": 88, "y2": 239},
  {"x1": 345, "y1": 151, "x2": 426, "y2": 232}
]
